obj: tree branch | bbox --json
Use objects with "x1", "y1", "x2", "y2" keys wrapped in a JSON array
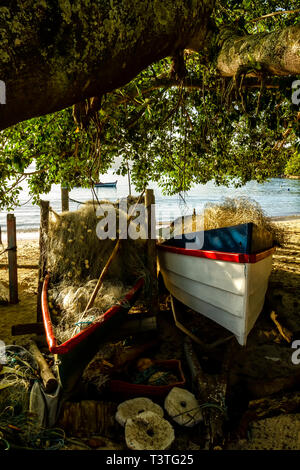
[
  {"x1": 251, "y1": 9, "x2": 300, "y2": 22},
  {"x1": 217, "y1": 24, "x2": 300, "y2": 77},
  {"x1": 0, "y1": 0, "x2": 213, "y2": 131}
]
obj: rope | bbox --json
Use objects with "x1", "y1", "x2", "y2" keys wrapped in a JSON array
[
  {"x1": 69, "y1": 197, "x2": 84, "y2": 205},
  {"x1": 0, "y1": 247, "x2": 16, "y2": 257}
]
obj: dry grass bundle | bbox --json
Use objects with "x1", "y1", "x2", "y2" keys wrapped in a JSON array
[
  {"x1": 49, "y1": 280, "x2": 130, "y2": 344},
  {"x1": 167, "y1": 197, "x2": 284, "y2": 246},
  {"x1": 47, "y1": 199, "x2": 147, "y2": 285}
]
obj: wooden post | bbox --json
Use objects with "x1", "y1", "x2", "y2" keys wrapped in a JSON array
[
  {"x1": 7, "y1": 214, "x2": 18, "y2": 304},
  {"x1": 61, "y1": 186, "x2": 69, "y2": 212},
  {"x1": 37, "y1": 200, "x2": 49, "y2": 322},
  {"x1": 145, "y1": 189, "x2": 159, "y2": 315}
]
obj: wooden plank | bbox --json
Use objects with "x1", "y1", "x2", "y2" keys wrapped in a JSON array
[
  {"x1": 0, "y1": 264, "x2": 39, "y2": 269},
  {"x1": 37, "y1": 200, "x2": 49, "y2": 322},
  {"x1": 145, "y1": 189, "x2": 159, "y2": 315},
  {"x1": 11, "y1": 322, "x2": 45, "y2": 336},
  {"x1": 61, "y1": 186, "x2": 69, "y2": 212},
  {"x1": 7, "y1": 214, "x2": 18, "y2": 304}
]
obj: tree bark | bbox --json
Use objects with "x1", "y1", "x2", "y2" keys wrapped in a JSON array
[
  {"x1": 0, "y1": 0, "x2": 213, "y2": 130},
  {"x1": 217, "y1": 24, "x2": 300, "y2": 77},
  {"x1": 0, "y1": 2, "x2": 299, "y2": 131}
]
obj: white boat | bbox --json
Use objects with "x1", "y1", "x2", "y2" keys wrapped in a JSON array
[{"x1": 157, "y1": 223, "x2": 275, "y2": 346}]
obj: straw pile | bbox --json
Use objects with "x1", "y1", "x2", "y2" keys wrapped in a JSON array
[
  {"x1": 46, "y1": 199, "x2": 148, "y2": 344},
  {"x1": 48, "y1": 280, "x2": 130, "y2": 344},
  {"x1": 167, "y1": 197, "x2": 284, "y2": 245},
  {"x1": 47, "y1": 199, "x2": 147, "y2": 285}
]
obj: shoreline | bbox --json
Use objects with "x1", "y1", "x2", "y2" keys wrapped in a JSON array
[{"x1": 1, "y1": 213, "x2": 300, "y2": 241}]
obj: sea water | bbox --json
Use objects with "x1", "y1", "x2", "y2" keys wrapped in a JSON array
[{"x1": 0, "y1": 175, "x2": 299, "y2": 233}]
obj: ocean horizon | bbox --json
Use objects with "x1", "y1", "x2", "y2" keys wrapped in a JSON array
[{"x1": 0, "y1": 175, "x2": 299, "y2": 235}]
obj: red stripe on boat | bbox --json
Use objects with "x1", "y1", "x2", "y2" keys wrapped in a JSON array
[
  {"x1": 157, "y1": 244, "x2": 275, "y2": 263},
  {"x1": 41, "y1": 274, "x2": 145, "y2": 354}
]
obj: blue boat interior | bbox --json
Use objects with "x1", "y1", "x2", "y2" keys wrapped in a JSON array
[{"x1": 163, "y1": 222, "x2": 273, "y2": 254}]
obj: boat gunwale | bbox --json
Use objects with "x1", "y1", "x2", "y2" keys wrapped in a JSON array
[
  {"x1": 157, "y1": 244, "x2": 275, "y2": 264},
  {"x1": 41, "y1": 274, "x2": 145, "y2": 355}
]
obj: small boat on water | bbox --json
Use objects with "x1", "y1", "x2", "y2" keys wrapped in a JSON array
[
  {"x1": 157, "y1": 223, "x2": 275, "y2": 346},
  {"x1": 41, "y1": 274, "x2": 144, "y2": 394},
  {"x1": 94, "y1": 180, "x2": 117, "y2": 188}
]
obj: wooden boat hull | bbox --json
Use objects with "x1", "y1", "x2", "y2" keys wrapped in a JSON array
[
  {"x1": 157, "y1": 223, "x2": 274, "y2": 346},
  {"x1": 41, "y1": 275, "x2": 144, "y2": 395}
]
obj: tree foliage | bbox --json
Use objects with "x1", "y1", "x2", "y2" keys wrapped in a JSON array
[{"x1": 0, "y1": 0, "x2": 299, "y2": 209}]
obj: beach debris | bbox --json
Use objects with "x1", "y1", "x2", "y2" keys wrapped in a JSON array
[
  {"x1": 125, "y1": 411, "x2": 175, "y2": 450},
  {"x1": 115, "y1": 397, "x2": 164, "y2": 427},
  {"x1": 184, "y1": 337, "x2": 229, "y2": 448},
  {"x1": 82, "y1": 338, "x2": 159, "y2": 390},
  {"x1": 0, "y1": 345, "x2": 38, "y2": 415},
  {"x1": 164, "y1": 387, "x2": 202, "y2": 427},
  {"x1": 29, "y1": 380, "x2": 62, "y2": 429},
  {"x1": 28, "y1": 340, "x2": 57, "y2": 393},
  {"x1": 237, "y1": 391, "x2": 300, "y2": 438},
  {"x1": 58, "y1": 400, "x2": 117, "y2": 438},
  {"x1": 270, "y1": 311, "x2": 292, "y2": 343}
]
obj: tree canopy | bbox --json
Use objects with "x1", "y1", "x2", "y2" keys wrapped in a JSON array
[{"x1": 0, "y1": 0, "x2": 299, "y2": 209}]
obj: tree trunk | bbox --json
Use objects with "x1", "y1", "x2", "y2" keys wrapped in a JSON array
[{"x1": 0, "y1": 0, "x2": 213, "y2": 130}]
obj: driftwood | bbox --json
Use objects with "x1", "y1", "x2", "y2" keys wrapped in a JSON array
[
  {"x1": 184, "y1": 336, "x2": 232, "y2": 449},
  {"x1": 238, "y1": 391, "x2": 300, "y2": 437},
  {"x1": 28, "y1": 339, "x2": 58, "y2": 393}
]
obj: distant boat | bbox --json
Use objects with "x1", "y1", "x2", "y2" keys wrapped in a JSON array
[
  {"x1": 157, "y1": 222, "x2": 275, "y2": 346},
  {"x1": 94, "y1": 181, "x2": 117, "y2": 188}
]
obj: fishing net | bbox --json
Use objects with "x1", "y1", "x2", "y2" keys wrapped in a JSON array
[
  {"x1": 167, "y1": 197, "x2": 284, "y2": 246},
  {"x1": 48, "y1": 279, "x2": 131, "y2": 344},
  {"x1": 0, "y1": 345, "x2": 38, "y2": 415},
  {"x1": 46, "y1": 198, "x2": 149, "y2": 344},
  {"x1": 47, "y1": 199, "x2": 147, "y2": 284}
]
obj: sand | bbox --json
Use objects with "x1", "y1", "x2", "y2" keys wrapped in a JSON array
[
  {"x1": 0, "y1": 238, "x2": 39, "y2": 343},
  {"x1": 0, "y1": 218, "x2": 299, "y2": 450}
]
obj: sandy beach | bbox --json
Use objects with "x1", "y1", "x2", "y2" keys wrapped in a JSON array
[
  {"x1": 0, "y1": 217, "x2": 299, "y2": 450},
  {"x1": 0, "y1": 217, "x2": 299, "y2": 343}
]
